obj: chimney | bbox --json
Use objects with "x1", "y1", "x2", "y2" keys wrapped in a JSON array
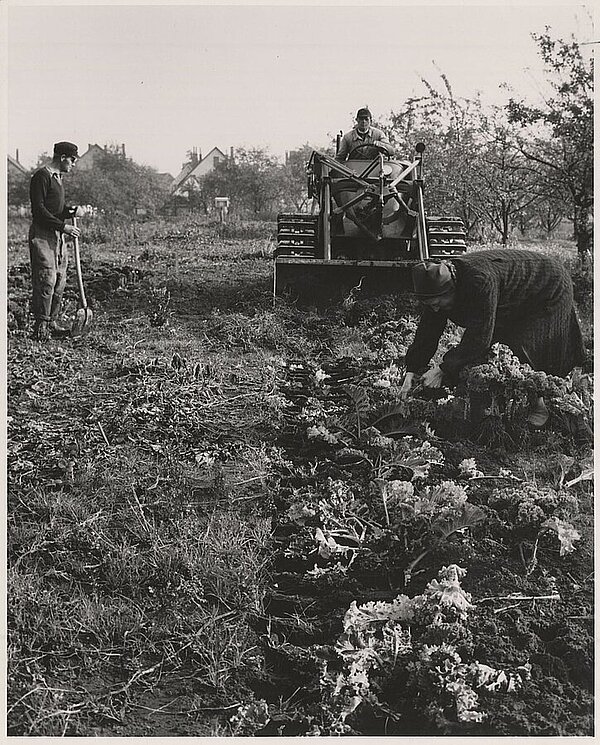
[
  {"x1": 122, "y1": 143, "x2": 126, "y2": 158},
  {"x1": 230, "y1": 146, "x2": 234, "y2": 160},
  {"x1": 15, "y1": 148, "x2": 19, "y2": 163}
]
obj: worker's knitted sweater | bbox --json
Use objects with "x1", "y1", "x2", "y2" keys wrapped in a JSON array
[
  {"x1": 30, "y1": 167, "x2": 73, "y2": 232},
  {"x1": 405, "y1": 249, "x2": 586, "y2": 379}
]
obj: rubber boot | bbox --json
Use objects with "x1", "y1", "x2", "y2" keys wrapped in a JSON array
[
  {"x1": 32, "y1": 320, "x2": 50, "y2": 341},
  {"x1": 572, "y1": 415, "x2": 593, "y2": 447},
  {"x1": 527, "y1": 396, "x2": 549, "y2": 429}
]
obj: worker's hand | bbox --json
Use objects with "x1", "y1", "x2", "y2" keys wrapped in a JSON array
[
  {"x1": 422, "y1": 364, "x2": 444, "y2": 389},
  {"x1": 400, "y1": 372, "x2": 416, "y2": 400},
  {"x1": 63, "y1": 224, "x2": 81, "y2": 238},
  {"x1": 73, "y1": 205, "x2": 86, "y2": 218}
]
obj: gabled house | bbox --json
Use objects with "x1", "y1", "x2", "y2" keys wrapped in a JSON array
[
  {"x1": 77, "y1": 143, "x2": 128, "y2": 170},
  {"x1": 7, "y1": 152, "x2": 28, "y2": 177},
  {"x1": 77, "y1": 144, "x2": 107, "y2": 170},
  {"x1": 156, "y1": 172, "x2": 175, "y2": 191},
  {"x1": 171, "y1": 157, "x2": 198, "y2": 195},
  {"x1": 7, "y1": 151, "x2": 30, "y2": 214},
  {"x1": 171, "y1": 146, "x2": 228, "y2": 195}
]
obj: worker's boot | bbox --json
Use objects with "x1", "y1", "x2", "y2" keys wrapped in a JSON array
[
  {"x1": 572, "y1": 415, "x2": 593, "y2": 447},
  {"x1": 49, "y1": 320, "x2": 71, "y2": 338},
  {"x1": 527, "y1": 396, "x2": 549, "y2": 428},
  {"x1": 32, "y1": 320, "x2": 50, "y2": 341}
]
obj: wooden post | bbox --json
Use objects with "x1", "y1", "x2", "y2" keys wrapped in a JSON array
[{"x1": 215, "y1": 197, "x2": 230, "y2": 225}]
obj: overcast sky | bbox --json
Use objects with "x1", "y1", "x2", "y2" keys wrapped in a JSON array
[{"x1": 6, "y1": 2, "x2": 594, "y2": 177}]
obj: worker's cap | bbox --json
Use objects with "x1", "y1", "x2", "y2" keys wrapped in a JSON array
[
  {"x1": 412, "y1": 261, "x2": 455, "y2": 297},
  {"x1": 356, "y1": 108, "x2": 372, "y2": 119},
  {"x1": 53, "y1": 141, "x2": 79, "y2": 159}
]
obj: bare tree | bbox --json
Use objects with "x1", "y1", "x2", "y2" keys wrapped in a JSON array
[
  {"x1": 471, "y1": 117, "x2": 542, "y2": 244},
  {"x1": 507, "y1": 30, "x2": 593, "y2": 257}
]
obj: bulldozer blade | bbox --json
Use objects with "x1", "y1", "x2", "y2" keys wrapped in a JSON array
[
  {"x1": 71, "y1": 307, "x2": 93, "y2": 337},
  {"x1": 274, "y1": 259, "x2": 416, "y2": 306}
]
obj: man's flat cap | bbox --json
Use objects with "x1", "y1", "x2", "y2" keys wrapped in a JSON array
[
  {"x1": 356, "y1": 108, "x2": 372, "y2": 119},
  {"x1": 412, "y1": 261, "x2": 455, "y2": 297},
  {"x1": 53, "y1": 141, "x2": 79, "y2": 158}
]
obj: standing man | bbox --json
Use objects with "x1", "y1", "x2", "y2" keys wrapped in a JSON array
[
  {"x1": 335, "y1": 107, "x2": 395, "y2": 162},
  {"x1": 29, "y1": 141, "x2": 84, "y2": 340}
]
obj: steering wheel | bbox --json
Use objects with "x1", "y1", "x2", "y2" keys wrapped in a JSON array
[{"x1": 347, "y1": 142, "x2": 391, "y2": 159}]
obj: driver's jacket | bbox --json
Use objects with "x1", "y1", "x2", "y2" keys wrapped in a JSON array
[{"x1": 335, "y1": 126, "x2": 395, "y2": 161}]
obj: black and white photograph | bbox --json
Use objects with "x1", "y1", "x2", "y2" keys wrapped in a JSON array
[{"x1": 5, "y1": 1, "x2": 594, "y2": 738}]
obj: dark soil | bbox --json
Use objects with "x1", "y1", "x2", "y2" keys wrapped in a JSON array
[
  {"x1": 7, "y1": 221, "x2": 593, "y2": 736},
  {"x1": 247, "y1": 360, "x2": 593, "y2": 736}
]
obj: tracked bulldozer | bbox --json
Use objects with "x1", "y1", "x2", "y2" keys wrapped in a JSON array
[{"x1": 274, "y1": 142, "x2": 467, "y2": 303}]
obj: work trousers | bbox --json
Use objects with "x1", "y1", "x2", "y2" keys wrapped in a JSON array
[{"x1": 28, "y1": 224, "x2": 69, "y2": 322}]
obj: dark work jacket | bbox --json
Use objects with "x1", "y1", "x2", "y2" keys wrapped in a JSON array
[{"x1": 404, "y1": 249, "x2": 584, "y2": 380}]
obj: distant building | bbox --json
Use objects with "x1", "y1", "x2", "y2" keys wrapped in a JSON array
[
  {"x1": 77, "y1": 143, "x2": 127, "y2": 170},
  {"x1": 7, "y1": 151, "x2": 28, "y2": 177},
  {"x1": 77, "y1": 143, "x2": 106, "y2": 170},
  {"x1": 171, "y1": 146, "x2": 228, "y2": 196},
  {"x1": 7, "y1": 150, "x2": 30, "y2": 215},
  {"x1": 77, "y1": 143, "x2": 173, "y2": 190},
  {"x1": 156, "y1": 172, "x2": 175, "y2": 191}
]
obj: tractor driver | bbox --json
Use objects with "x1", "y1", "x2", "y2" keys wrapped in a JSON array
[{"x1": 335, "y1": 107, "x2": 395, "y2": 162}]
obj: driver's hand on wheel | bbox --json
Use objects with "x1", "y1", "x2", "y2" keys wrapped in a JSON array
[
  {"x1": 400, "y1": 372, "x2": 416, "y2": 400},
  {"x1": 422, "y1": 364, "x2": 444, "y2": 389}
]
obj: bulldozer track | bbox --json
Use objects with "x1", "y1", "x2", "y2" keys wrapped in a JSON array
[
  {"x1": 277, "y1": 214, "x2": 319, "y2": 256},
  {"x1": 277, "y1": 214, "x2": 467, "y2": 259},
  {"x1": 426, "y1": 216, "x2": 467, "y2": 256}
]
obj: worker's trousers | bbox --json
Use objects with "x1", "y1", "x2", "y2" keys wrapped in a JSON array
[{"x1": 28, "y1": 224, "x2": 69, "y2": 322}]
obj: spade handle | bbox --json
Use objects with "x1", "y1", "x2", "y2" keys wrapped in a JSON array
[{"x1": 72, "y1": 217, "x2": 88, "y2": 310}]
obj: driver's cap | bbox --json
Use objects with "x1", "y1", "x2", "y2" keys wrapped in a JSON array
[{"x1": 356, "y1": 107, "x2": 372, "y2": 119}]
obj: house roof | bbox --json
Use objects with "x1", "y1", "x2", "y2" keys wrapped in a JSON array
[
  {"x1": 7, "y1": 154, "x2": 28, "y2": 175},
  {"x1": 171, "y1": 147, "x2": 227, "y2": 193},
  {"x1": 187, "y1": 147, "x2": 227, "y2": 178},
  {"x1": 171, "y1": 161, "x2": 198, "y2": 193},
  {"x1": 78, "y1": 144, "x2": 105, "y2": 160},
  {"x1": 156, "y1": 172, "x2": 175, "y2": 189},
  {"x1": 200, "y1": 146, "x2": 226, "y2": 162}
]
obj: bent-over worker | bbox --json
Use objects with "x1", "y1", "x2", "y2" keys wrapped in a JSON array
[{"x1": 400, "y1": 249, "x2": 587, "y2": 428}]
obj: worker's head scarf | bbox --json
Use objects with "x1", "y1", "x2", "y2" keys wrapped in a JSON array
[{"x1": 412, "y1": 261, "x2": 455, "y2": 297}]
